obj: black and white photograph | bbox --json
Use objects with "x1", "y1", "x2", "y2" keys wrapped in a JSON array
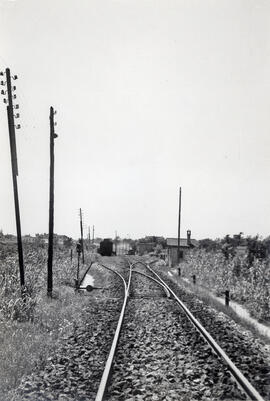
[{"x1": 0, "y1": 1, "x2": 269, "y2": 400}]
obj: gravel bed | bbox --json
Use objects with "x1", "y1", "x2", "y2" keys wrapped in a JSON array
[
  {"x1": 9, "y1": 257, "x2": 269, "y2": 400},
  {"x1": 8, "y1": 260, "x2": 127, "y2": 401},
  {"x1": 106, "y1": 265, "x2": 246, "y2": 400},
  {"x1": 152, "y1": 262, "x2": 270, "y2": 400}
]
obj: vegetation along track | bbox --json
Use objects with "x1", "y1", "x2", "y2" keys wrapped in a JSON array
[
  {"x1": 98, "y1": 257, "x2": 266, "y2": 401},
  {"x1": 9, "y1": 259, "x2": 127, "y2": 401},
  {"x1": 10, "y1": 257, "x2": 269, "y2": 401},
  {"x1": 149, "y1": 258, "x2": 270, "y2": 400}
]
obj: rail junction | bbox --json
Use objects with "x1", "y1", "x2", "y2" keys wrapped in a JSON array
[
  {"x1": 95, "y1": 257, "x2": 266, "y2": 401},
  {"x1": 13, "y1": 256, "x2": 269, "y2": 401}
]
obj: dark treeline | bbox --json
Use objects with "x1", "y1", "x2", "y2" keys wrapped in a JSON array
[{"x1": 199, "y1": 233, "x2": 270, "y2": 263}]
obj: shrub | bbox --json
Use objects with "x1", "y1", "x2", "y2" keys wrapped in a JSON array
[
  {"x1": 181, "y1": 249, "x2": 270, "y2": 322},
  {"x1": 0, "y1": 245, "x2": 92, "y2": 398}
]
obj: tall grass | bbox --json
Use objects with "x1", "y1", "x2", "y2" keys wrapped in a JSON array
[
  {"x1": 180, "y1": 249, "x2": 270, "y2": 322},
  {"x1": 0, "y1": 244, "x2": 93, "y2": 398}
]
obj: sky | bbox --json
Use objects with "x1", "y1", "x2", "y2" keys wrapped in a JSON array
[{"x1": 0, "y1": 0, "x2": 270, "y2": 240}]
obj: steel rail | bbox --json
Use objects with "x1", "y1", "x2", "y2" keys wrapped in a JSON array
[
  {"x1": 97, "y1": 263, "x2": 128, "y2": 292},
  {"x1": 142, "y1": 261, "x2": 265, "y2": 401},
  {"x1": 95, "y1": 261, "x2": 133, "y2": 401},
  {"x1": 132, "y1": 269, "x2": 170, "y2": 298},
  {"x1": 130, "y1": 259, "x2": 143, "y2": 268}
]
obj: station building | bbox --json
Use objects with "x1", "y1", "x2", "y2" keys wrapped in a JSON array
[{"x1": 166, "y1": 230, "x2": 199, "y2": 267}]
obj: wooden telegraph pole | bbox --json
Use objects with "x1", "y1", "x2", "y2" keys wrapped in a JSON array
[
  {"x1": 177, "y1": 187, "x2": 182, "y2": 264},
  {"x1": 79, "y1": 208, "x2": 85, "y2": 264},
  {"x1": 88, "y1": 226, "x2": 91, "y2": 249},
  {"x1": 47, "y1": 106, "x2": 58, "y2": 296},
  {"x1": 1, "y1": 68, "x2": 25, "y2": 290}
]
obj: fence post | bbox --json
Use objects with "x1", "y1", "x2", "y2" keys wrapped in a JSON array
[
  {"x1": 225, "y1": 290, "x2": 230, "y2": 307},
  {"x1": 76, "y1": 253, "x2": 80, "y2": 289}
]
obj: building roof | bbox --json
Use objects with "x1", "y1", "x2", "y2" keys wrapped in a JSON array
[{"x1": 166, "y1": 238, "x2": 199, "y2": 248}]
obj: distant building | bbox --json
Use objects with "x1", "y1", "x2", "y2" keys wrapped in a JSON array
[
  {"x1": 137, "y1": 242, "x2": 155, "y2": 255},
  {"x1": 56, "y1": 235, "x2": 73, "y2": 247},
  {"x1": 22, "y1": 235, "x2": 35, "y2": 244},
  {"x1": 136, "y1": 235, "x2": 165, "y2": 256},
  {"x1": 113, "y1": 240, "x2": 132, "y2": 255},
  {"x1": 166, "y1": 230, "x2": 199, "y2": 267},
  {"x1": 35, "y1": 234, "x2": 49, "y2": 244},
  {"x1": 34, "y1": 233, "x2": 73, "y2": 247},
  {"x1": 0, "y1": 234, "x2": 17, "y2": 246}
]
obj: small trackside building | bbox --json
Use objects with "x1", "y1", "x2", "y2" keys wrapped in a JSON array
[{"x1": 166, "y1": 230, "x2": 199, "y2": 267}]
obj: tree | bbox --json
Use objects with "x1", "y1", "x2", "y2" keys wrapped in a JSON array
[
  {"x1": 263, "y1": 236, "x2": 270, "y2": 257},
  {"x1": 246, "y1": 236, "x2": 266, "y2": 264},
  {"x1": 199, "y1": 238, "x2": 219, "y2": 252},
  {"x1": 63, "y1": 236, "x2": 73, "y2": 248}
]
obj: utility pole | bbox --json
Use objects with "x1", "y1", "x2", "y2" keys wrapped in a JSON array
[
  {"x1": 92, "y1": 225, "x2": 95, "y2": 244},
  {"x1": 1, "y1": 68, "x2": 25, "y2": 290},
  {"x1": 47, "y1": 106, "x2": 58, "y2": 296},
  {"x1": 88, "y1": 226, "x2": 91, "y2": 249},
  {"x1": 79, "y1": 208, "x2": 85, "y2": 264},
  {"x1": 76, "y1": 241, "x2": 82, "y2": 288},
  {"x1": 177, "y1": 187, "x2": 182, "y2": 264}
]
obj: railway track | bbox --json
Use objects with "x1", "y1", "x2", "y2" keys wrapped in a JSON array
[
  {"x1": 12, "y1": 256, "x2": 269, "y2": 401},
  {"x1": 95, "y1": 257, "x2": 265, "y2": 401}
]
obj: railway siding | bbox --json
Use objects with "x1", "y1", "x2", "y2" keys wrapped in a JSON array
[
  {"x1": 9, "y1": 261, "x2": 126, "y2": 401},
  {"x1": 8, "y1": 257, "x2": 270, "y2": 401}
]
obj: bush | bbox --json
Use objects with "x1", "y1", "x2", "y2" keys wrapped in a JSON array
[
  {"x1": 0, "y1": 245, "x2": 93, "y2": 398},
  {"x1": 181, "y1": 249, "x2": 270, "y2": 322}
]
